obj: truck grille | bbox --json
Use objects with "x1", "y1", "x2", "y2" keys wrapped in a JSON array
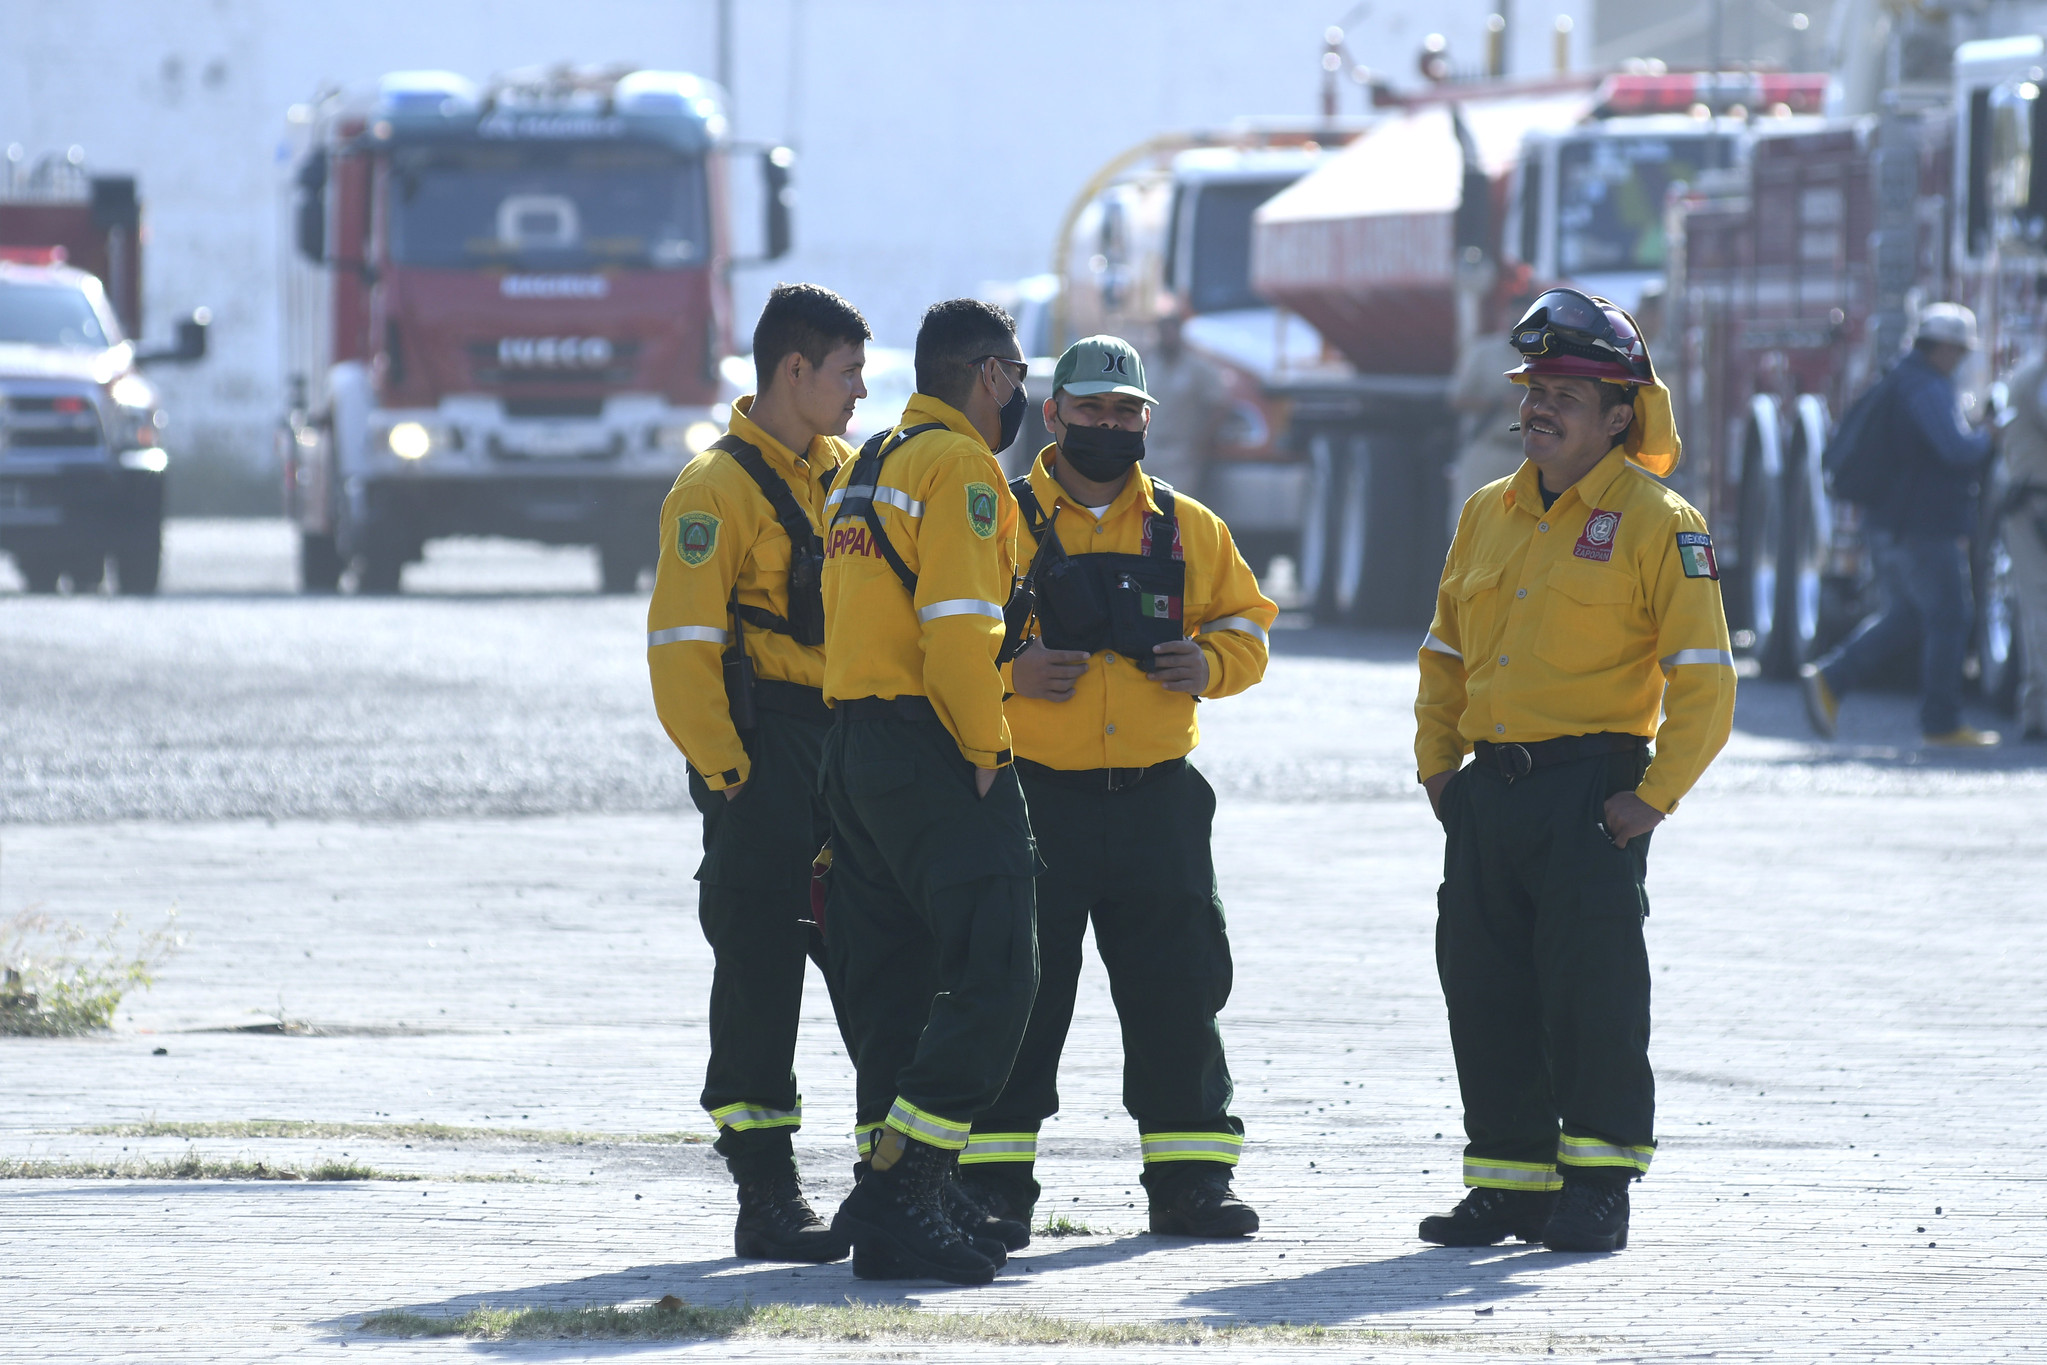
[
  {"x1": 2, "y1": 395, "x2": 104, "y2": 448},
  {"x1": 467, "y1": 340, "x2": 641, "y2": 388}
]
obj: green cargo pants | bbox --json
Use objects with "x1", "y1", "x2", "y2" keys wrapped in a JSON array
[
  {"x1": 687, "y1": 701, "x2": 844, "y2": 1164},
  {"x1": 1436, "y1": 746, "x2": 1658, "y2": 1191},
  {"x1": 965, "y1": 759, "x2": 1243, "y2": 1186},
  {"x1": 821, "y1": 702, "x2": 1039, "y2": 1156}
]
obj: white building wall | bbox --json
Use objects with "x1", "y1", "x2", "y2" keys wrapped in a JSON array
[{"x1": 0, "y1": 0, "x2": 1587, "y2": 504}]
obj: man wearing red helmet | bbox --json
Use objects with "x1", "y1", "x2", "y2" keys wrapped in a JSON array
[{"x1": 1412, "y1": 290, "x2": 1736, "y2": 1253}]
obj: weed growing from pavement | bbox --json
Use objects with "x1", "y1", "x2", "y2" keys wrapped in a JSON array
[
  {"x1": 1, "y1": 906, "x2": 182, "y2": 1036},
  {"x1": 1035, "y1": 1213, "x2": 1101, "y2": 1236},
  {"x1": 0, "y1": 1150, "x2": 529, "y2": 1182},
  {"x1": 80, "y1": 1119, "x2": 708, "y2": 1146},
  {"x1": 356, "y1": 1299, "x2": 1510, "y2": 1347}
]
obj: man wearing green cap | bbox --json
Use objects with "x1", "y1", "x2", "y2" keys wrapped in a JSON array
[{"x1": 957, "y1": 334, "x2": 1278, "y2": 1239}]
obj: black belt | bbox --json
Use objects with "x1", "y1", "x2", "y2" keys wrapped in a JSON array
[
  {"x1": 1015, "y1": 755, "x2": 1184, "y2": 793},
  {"x1": 1472, "y1": 733, "x2": 1646, "y2": 782},
  {"x1": 835, "y1": 694, "x2": 939, "y2": 723},
  {"x1": 753, "y1": 679, "x2": 831, "y2": 725}
]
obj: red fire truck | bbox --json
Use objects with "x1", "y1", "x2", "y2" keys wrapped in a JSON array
[
  {"x1": 1, "y1": 158, "x2": 208, "y2": 593},
  {"x1": 281, "y1": 66, "x2": 791, "y2": 593}
]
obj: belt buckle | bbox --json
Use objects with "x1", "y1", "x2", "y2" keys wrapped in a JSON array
[{"x1": 1497, "y1": 743, "x2": 1533, "y2": 782}]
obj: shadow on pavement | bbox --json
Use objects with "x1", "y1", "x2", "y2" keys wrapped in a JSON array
[
  {"x1": 1732, "y1": 677, "x2": 2047, "y2": 772},
  {"x1": 1179, "y1": 1243, "x2": 1559, "y2": 1321}
]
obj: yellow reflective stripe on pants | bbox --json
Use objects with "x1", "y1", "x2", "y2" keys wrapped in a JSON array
[
  {"x1": 958, "y1": 1132, "x2": 1037, "y2": 1165},
  {"x1": 1557, "y1": 1134, "x2": 1654, "y2": 1172},
  {"x1": 1463, "y1": 1157, "x2": 1563, "y2": 1191},
  {"x1": 884, "y1": 1097, "x2": 971, "y2": 1151},
  {"x1": 1139, "y1": 1131, "x2": 1244, "y2": 1165},
  {"x1": 708, "y1": 1100, "x2": 801, "y2": 1132}
]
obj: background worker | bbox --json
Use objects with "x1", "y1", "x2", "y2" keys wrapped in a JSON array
[
  {"x1": 959, "y1": 335, "x2": 1275, "y2": 1240},
  {"x1": 1414, "y1": 290, "x2": 1735, "y2": 1254},
  {"x1": 1994, "y1": 350, "x2": 2047, "y2": 741},
  {"x1": 646, "y1": 283, "x2": 871, "y2": 1264},
  {"x1": 820, "y1": 299, "x2": 1039, "y2": 1285},
  {"x1": 1803, "y1": 305, "x2": 1999, "y2": 747}
]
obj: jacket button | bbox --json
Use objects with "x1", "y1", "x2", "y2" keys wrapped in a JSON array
[
  {"x1": 1538, "y1": 522, "x2": 1549, "y2": 533},
  {"x1": 1516, "y1": 588, "x2": 1527, "y2": 598},
  {"x1": 1106, "y1": 724, "x2": 1117, "y2": 735},
  {"x1": 1094, "y1": 525, "x2": 1104, "y2": 535},
  {"x1": 1105, "y1": 652, "x2": 1116, "y2": 662},
  {"x1": 1496, "y1": 724, "x2": 1506, "y2": 734},
  {"x1": 1498, "y1": 655, "x2": 1509, "y2": 666}
]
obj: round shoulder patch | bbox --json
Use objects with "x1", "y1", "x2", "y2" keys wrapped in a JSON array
[
  {"x1": 966, "y1": 482, "x2": 997, "y2": 539},
  {"x1": 675, "y1": 511, "x2": 721, "y2": 567}
]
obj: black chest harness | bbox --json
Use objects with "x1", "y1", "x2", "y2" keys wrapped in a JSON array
[
  {"x1": 1011, "y1": 474, "x2": 1186, "y2": 672},
  {"x1": 712, "y1": 433, "x2": 834, "y2": 731}
]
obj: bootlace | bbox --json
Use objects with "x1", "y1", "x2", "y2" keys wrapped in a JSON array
[
  {"x1": 1556, "y1": 1180, "x2": 1624, "y2": 1221},
  {"x1": 1451, "y1": 1186, "x2": 1518, "y2": 1221},
  {"x1": 742, "y1": 1170, "x2": 821, "y2": 1232}
]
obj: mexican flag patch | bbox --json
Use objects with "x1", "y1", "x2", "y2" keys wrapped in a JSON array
[
  {"x1": 1676, "y1": 531, "x2": 1719, "y2": 580},
  {"x1": 1139, "y1": 593, "x2": 1183, "y2": 621}
]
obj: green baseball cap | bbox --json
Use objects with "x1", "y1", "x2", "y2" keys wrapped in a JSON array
[{"x1": 1051, "y1": 334, "x2": 1155, "y2": 404}]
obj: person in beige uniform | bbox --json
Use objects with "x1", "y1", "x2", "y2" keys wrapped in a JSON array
[{"x1": 1998, "y1": 353, "x2": 2047, "y2": 741}]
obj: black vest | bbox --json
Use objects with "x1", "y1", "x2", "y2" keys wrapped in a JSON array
[{"x1": 1012, "y1": 474, "x2": 1185, "y2": 672}]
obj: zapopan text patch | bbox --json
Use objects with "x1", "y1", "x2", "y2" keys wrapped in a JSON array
[
  {"x1": 675, "y1": 512, "x2": 719, "y2": 566},
  {"x1": 1573, "y1": 509, "x2": 1622, "y2": 563},
  {"x1": 967, "y1": 482, "x2": 997, "y2": 539},
  {"x1": 828, "y1": 523, "x2": 883, "y2": 560},
  {"x1": 1676, "y1": 531, "x2": 1719, "y2": 580}
]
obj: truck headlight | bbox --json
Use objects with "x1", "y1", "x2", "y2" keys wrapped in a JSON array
[
  {"x1": 656, "y1": 420, "x2": 723, "y2": 457},
  {"x1": 385, "y1": 421, "x2": 433, "y2": 460}
]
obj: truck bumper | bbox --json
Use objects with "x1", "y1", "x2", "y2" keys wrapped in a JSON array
[
  {"x1": 0, "y1": 463, "x2": 163, "y2": 553},
  {"x1": 352, "y1": 473, "x2": 673, "y2": 549}
]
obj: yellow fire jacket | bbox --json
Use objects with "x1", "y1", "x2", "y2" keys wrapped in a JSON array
[
  {"x1": 1004, "y1": 447, "x2": 1277, "y2": 769},
  {"x1": 1415, "y1": 446, "x2": 1736, "y2": 812},
  {"x1": 821, "y1": 394, "x2": 1020, "y2": 767},
  {"x1": 647, "y1": 396, "x2": 848, "y2": 789}
]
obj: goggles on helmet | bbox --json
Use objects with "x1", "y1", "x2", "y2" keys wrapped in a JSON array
[{"x1": 1508, "y1": 289, "x2": 1651, "y2": 383}]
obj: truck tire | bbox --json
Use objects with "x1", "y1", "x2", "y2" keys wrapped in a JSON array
[
  {"x1": 1977, "y1": 527, "x2": 2023, "y2": 713},
  {"x1": 598, "y1": 540, "x2": 644, "y2": 594},
  {"x1": 69, "y1": 551, "x2": 108, "y2": 592},
  {"x1": 1327, "y1": 436, "x2": 1372, "y2": 624},
  {"x1": 1772, "y1": 395, "x2": 1833, "y2": 673},
  {"x1": 114, "y1": 522, "x2": 162, "y2": 596},
  {"x1": 299, "y1": 530, "x2": 344, "y2": 593},
  {"x1": 1294, "y1": 433, "x2": 1337, "y2": 615},
  {"x1": 18, "y1": 553, "x2": 62, "y2": 594},
  {"x1": 1735, "y1": 398, "x2": 1794, "y2": 677},
  {"x1": 356, "y1": 550, "x2": 404, "y2": 595}
]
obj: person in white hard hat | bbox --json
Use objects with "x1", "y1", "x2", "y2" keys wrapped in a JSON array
[{"x1": 1804, "y1": 303, "x2": 1999, "y2": 746}]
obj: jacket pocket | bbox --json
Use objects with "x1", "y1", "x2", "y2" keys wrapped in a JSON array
[
  {"x1": 1444, "y1": 562, "x2": 1505, "y2": 652},
  {"x1": 1535, "y1": 560, "x2": 1638, "y2": 673}
]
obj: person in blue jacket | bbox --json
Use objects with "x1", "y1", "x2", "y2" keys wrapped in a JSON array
[{"x1": 1804, "y1": 304, "x2": 1998, "y2": 746}]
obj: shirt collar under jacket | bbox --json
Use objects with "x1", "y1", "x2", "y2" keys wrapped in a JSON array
[
  {"x1": 899, "y1": 392, "x2": 990, "y2": 451},
  {"x1": 1025, "y1": 444, "x2": 1165, "y2": 523},
  {"x1": 726, "y1": 395, "x2": 833, "y2": 483},
  {"x1": 1502, "y1": 443, "x2": 1631, "y2": 520}
]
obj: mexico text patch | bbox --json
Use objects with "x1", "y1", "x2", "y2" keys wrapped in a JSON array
[
  {"x1": 1676, "y1": 531, "x2": 1719, "y2": 580},
  {"x1": 1573, "y1": 509, "x2": 1622, "y2": 562},
  {"x1": 675, "y1": 511, "x2": 720, "y2": 566},
  {"x1": 966, "y1": 482, "x2": 997, "y2": 539}
]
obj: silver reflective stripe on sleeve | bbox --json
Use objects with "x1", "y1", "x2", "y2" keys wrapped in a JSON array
[
  {"x1": 1660, "y1": 648, "x2": 1736, "y2": 667},
  {"x1": 1423, "y1": 632, "x2": 1463, "y2": 659},
  {"x1": 826, "y1": 485, "x2": 923, "y2": 517},
  {"x1": 648, "y1": 625, "x2": 730, "y2": 647},
  {"x1": 1199, "y1": 615, "x2": 1271, "y2": 646},
  {"x1": 916, "y1": 598, "x2": 1005, "y2": 624}
]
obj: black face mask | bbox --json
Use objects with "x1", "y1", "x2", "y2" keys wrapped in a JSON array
[
  {"x1": 995, "y1": 378, "x2": 1028, "y2": 453},
  {"x1": 1058, "y1": 422, "x2": 1145, "y2": 483}
]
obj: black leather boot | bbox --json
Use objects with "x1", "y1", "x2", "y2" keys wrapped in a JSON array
[
  {"x1": 1144, "y1": 1164, "x2": 1260, "y2": 1237},
  {"x1": 730, "y1": 1157, "x2": 849, "y2": 1263},
  {"x1": 1419, "y1": 1185, "x2": 1558, "y2": 1246},
  {"x1": 834, "y1": 1140, "x2": 998, "y2": 1284},
  {"x1": 944, "y1": 1169, "x2": 1030, "y2": 1251},
  {"x1": 1541, "y1": 1174, "x2": 1630, "y2": 1252}
]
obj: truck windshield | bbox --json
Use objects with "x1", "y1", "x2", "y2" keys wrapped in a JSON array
[
  {"x1": 1557, "y1": 134, "x2": 1725, "y2": 274},
  {"x1": 0, "y1": 281, "x2": 117, "y2": 349},
  {"x1": 388, "y1": 142, "x2": 709, "y2": 270},
  {"x1": 1185, "y1": 177, "x2": 1301, "y2": 313}
]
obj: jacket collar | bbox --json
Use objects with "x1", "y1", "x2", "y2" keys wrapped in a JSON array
[
  {"x1": 728, "y1": 396, "x2": 833, "y2": 482},
  {"x1": 901, "y1": 393, "x2": 989, "y2": 451},
  {"x1": 1027, "y1": 444, "x2": 1163, "y2": 521},
  {"x1": 1503, "y1": 444, "x2": 1630, "y2": 516}
]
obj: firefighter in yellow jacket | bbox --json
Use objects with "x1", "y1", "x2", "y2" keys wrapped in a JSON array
[
  {"x1": 956, "y1": 335, "x2": 1276, "y2": 1240},
  {"x1": 647, "y1": 284, "x2": 872, "y2": 1265},
  {"x1": 1414, "y1": 290, "x2": 1735, "y2": 1254},
  {"x1": 819, "y1": 299, "x2": 1039, "y2": 1286}
]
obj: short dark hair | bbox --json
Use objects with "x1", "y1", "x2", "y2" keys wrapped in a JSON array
[
  {"x1": 1599, "y1": 382, "x2": 1638, "y2": 414},
  {"x1": 753, "y1": 283, "x2": 870, "y2": 392},
  {"x1": 914, "y1": 298, "x2": 1017, "y2": 408}
]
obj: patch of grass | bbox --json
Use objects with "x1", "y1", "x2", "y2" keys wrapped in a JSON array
[
  {"x1": 1035, "y1": 1213, "x2": 1100, "y2": 1237},
  {"x1": 358, "y1": 1298, "x2": 1511, "y2": 1347},
  {"x1": 0, "y1": 1150, "x2": 527, "y2": 1182},
  {"x1": 2, "y1": 906, "x2": 182, "y2": 1036},
  {"x1": 79, "y1": 1119, "x2": 707, "y2": 1146}
]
